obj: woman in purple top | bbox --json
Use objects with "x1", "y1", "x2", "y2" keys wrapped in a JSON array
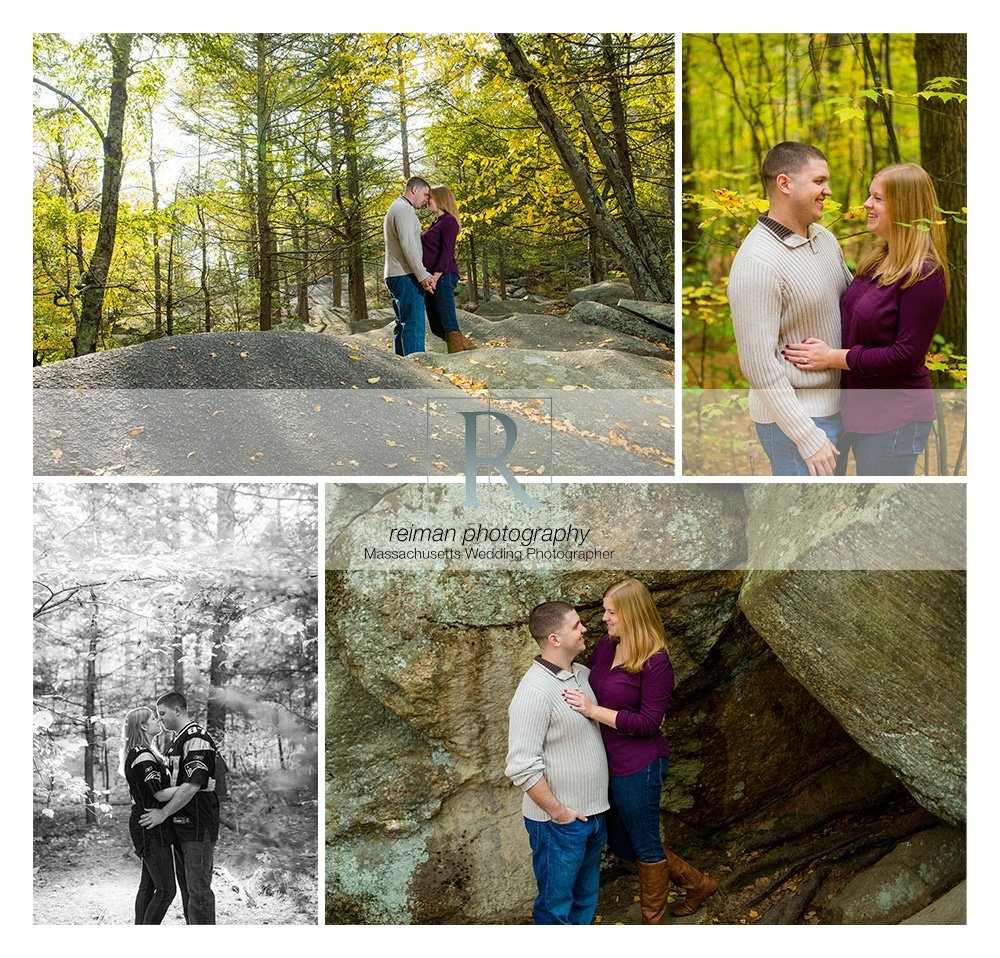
[
  {"x1": 422, "y1": 185, "x2": 476, "y2": 353},
  {"x1": 783, "y1": 163, "x2": 949, "y2": 475},
  {"x1": 563, "y1": 579, "x2": 717, "y2": 924}
]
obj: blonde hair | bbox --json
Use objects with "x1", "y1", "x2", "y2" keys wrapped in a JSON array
[
  {"x1": 117, "y1": 706, "x2": 164, "y2": 778},
  {"x1": 604, "y1": 578, "x2": 668, "y2": 673},
  {"x1": 857, "y1": 163, "x2": 950, "y2": 293},
  {"x1": 430, "y1": 185, "x2": 461, "y2": 232}
]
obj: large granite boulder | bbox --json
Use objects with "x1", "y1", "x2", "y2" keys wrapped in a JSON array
[
  {"x1": 740, "y1": 485, "x2": 966, "y2": 824},
  {"x1": 566, "y1": 280, "x2": 634, "y2": 306},
  {"x1": 567, "y1": 300, "x2": 674, "y2": 348}
]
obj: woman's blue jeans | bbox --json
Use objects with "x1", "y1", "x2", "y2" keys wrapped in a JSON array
[
  {"x1": 607, "y1": 757, "x2": 669, "y2": 863},
  {"x1": 846, "y1": 420, "x2": 932, "y2": 476},
  {"x1": 524, "y1": 813, "x2": 607, "y2": 924},
  {"x1": 425, "y1": 272, "x2": 461, "y2": 338}
]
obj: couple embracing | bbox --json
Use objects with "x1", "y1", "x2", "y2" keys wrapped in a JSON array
[
  {"x1": 505, "y1": 580, "x2": 718, "y2": 925},
  {"x1": 383, "y1": 176, "x2": 477, "y2": 357},
  {"x1": 120, "y1": 692, "x2": 220, "y2": 924},
  {"x1": 729, "y1": 141, "x2": 950, "y2": 477}
]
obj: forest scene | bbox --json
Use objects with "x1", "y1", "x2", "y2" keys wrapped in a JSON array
[
  {"x1": 32, "y1": 32, "x2": 675, "y2": 478},
  {"x1": 681, "y1": 33, "x2": 967, "y2": 476},
  {"x1": 32, "y1": 32, "x2": 672, "y2": 357},
  {"x1": 33, "y1": 483, "x2": 318, "y2": 924}
]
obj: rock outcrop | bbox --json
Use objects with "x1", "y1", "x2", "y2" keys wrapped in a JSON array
[{"x1": 325, "y1": 483, "x2": 966, "y2": 924}]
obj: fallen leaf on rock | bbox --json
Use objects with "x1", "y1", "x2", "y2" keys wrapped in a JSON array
[
  {"x1": 386, "y1": 440, "x2": 399, "y2": 447},
  {"x1": 367, "y1": 377, "x2": 381, "y2": 384},
  {"x1": 187, "y1": 451, "x2": 196, "y2": 458},
  {"x1": 52, "y1": 448, "x2": 63, "y2": 464},
  {"x1": 130, "y1": 426, "x2": 145, "y2": 436},
  {"x1": 382, "y1": 395, "x2": 395, "y2": 403},
  {"x1": 384, "y1": 463, "x2": 398, "y2": 468},
  {"x1": 239, "y1": 351, "x2": 248, "y2": 358},
  {"x1": 210, "y1": 352, "x2": 217, "y2": 359},
  {"x1": 348, "y1": 355, "x2": 361, "y2": 361},
  {"x1": 166, "y1": 345, "x2": 177, "y2": 351},
  {"x1": 313, "y1": 404, "x2": 322, "y2": 412},
  {"x1": 431, "y1": 461, "x2": 448, "y2": 469}
]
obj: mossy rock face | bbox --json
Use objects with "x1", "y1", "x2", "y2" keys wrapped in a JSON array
[{"x1": 823, "y1": 826, "x2": 966, "y2": 924}]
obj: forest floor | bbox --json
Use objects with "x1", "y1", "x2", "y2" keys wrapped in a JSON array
[{"x1": 33, "y1": 801, "x2": 318, "y2": 925}]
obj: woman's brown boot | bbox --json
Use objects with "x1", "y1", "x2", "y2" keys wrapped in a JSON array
[
  {"x1": 665, "y1": 849, "x2": 718, "y2": 916},
  {"x1": 636, "y1": 859, "x2": 670, "y2": 924}
]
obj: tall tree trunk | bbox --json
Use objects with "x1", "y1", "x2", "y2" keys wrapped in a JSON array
[
  {"x1": 256, "y1": 34, "x2": 274, "y2": 331},
  {"x1": 342, "y1": 110, "x2": 369, "y2": 322},
  {"x1": 915, "y1": 33, "x2": 967, "y2": 357},
  {"x1": 466, "y1": 233, "x2": 479, "y2": 307},
  {"x1": 83, "y1": 591, "x2": 99, "y2": 825},
  {"x1": 207, "y1": 485, "x2": 236, "y2": 741},
  {"x1": 481, "y1": 244, "x2": 491, "y2": 301},
  {"x1": 396, "y1": 37, "x2": 411, "y2": 179},
  {"x1": 498, "y1": 242, "x2": 508, "y2": 300},
  {"x1": 75, "y1": 33, "x2": 135, "y2": 355},
  {"x1": 148, "y1": 118, "x2": 163, "y2": 339}
]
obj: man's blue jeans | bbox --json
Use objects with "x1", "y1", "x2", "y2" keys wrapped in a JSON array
[
  {"x1": 755, "y1": 413, "x2": 843, "y2": 476},
  {"x1": 524, "y1": 813, "x2": 607, "y2": 924},
  {"x1": 174, "y1": 835, "x2": 216, "y2": 924},
  {"x1": 607, "y1": 757, "x2": 669, "y2": 863},
  {"x1": 385, "y1": 274, "x2": 427, "y2": 356}
]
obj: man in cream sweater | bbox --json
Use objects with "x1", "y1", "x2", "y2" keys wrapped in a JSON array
[
  {"x1": 506, "y1": 602, "x2": 609, "y2": 924},
  {"x1": 728, "y1": 142, "x2": 853, "y2": 475},
  {"x1": 383, "y1": 176, "x2": 436, "y2": 355}
]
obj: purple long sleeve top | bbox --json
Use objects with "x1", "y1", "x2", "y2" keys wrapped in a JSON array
[
  {"x1": 586, "y1": 634, "x2": 673, "y2": 777},
  {"x1": 421, "y1": 211, "x2": 460, "y2": 276},
  {"x1": 840, "y1": 266, "x2": 946, "y2": 433}
]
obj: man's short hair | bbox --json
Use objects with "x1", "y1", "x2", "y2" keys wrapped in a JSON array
[
  {"x1": 761, "y1": 142, "x2": 827, "y2": 190},
  {"x1": 528, "y1": 601, "x2": 575, "y2": 645},
  {"x1": 156, "y1": 691, "x2": 187, "y2": 711},
  {"x1": 405, "y1": 176, "x2": 430, "y2": 193}
]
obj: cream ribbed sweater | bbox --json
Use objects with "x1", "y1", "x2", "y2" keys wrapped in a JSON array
[
  {"x1": 728, "y1": 217, "x2": 852, "y2": 458},
  {"x1": 505, "y1": 658, "x2": 609, "y2": 822},
  {"x1": 383, "y1": 196, "x2": 431, "y2": 282}
]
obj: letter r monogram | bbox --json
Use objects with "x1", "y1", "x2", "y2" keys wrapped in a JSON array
[{"x1": 460, "y1": 411, "x2": 541, "y2": 508}]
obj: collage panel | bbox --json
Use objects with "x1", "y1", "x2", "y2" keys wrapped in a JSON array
[
  {"x1": 680, "y1": 33, "x2": 967, "y2": 477},
  {"x1": 32, "y1": 33, "x2": 674, "y2": 479},
  {"x1": 32, "y1": 482, "x2": 319, "y2": 925},
  {"x1": 324, "y1": 482, "x2": 966, "y2": 925}
]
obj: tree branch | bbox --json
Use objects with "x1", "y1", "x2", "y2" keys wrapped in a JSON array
[{"x1": 32, "y1": 77, "x2": 107, "y2": 149}]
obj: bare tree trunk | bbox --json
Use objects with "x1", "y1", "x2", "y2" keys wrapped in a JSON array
[
  {"x1": 148, "y1": 116, "x2": 163, "y2": 338},
  {"x1": 915, "y1": 33, "x2": 967, "y2": 357},
  {"x1": 256, "y1": 34, "x2": 274, "y2": 331},
  {"x1": 84, "y1": 591, "x2": 99, "y2": 825},
  {"x1": 466, "y1": 233, "x2": 479, "y2": 307},
  {"x1": 396, "y1": 36, "x2": 411, "y2": 179},
  {"x1": 343, "y1": 108, "x2": 369, "y2": 323},
  {"x1": 481, "y1": 244, "x2": 491, "y2": 301},
  {"x1": 73, "y1": 33, "x2": 135, "y2": 355},
  {"x1": 498, "y1": 243, "x2": 508, "y2": 300},
  {"x1": 207, "y1": 485, "x2": 236, "y2": 741}
]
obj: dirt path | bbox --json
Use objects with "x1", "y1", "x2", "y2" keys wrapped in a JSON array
[{"x1": 34, "y1": 808, "x2": 317, "y2": 925}]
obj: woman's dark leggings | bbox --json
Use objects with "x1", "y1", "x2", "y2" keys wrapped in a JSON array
[{"x1": 134, "y1": 842, "x2": 177, "y2": 924}]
